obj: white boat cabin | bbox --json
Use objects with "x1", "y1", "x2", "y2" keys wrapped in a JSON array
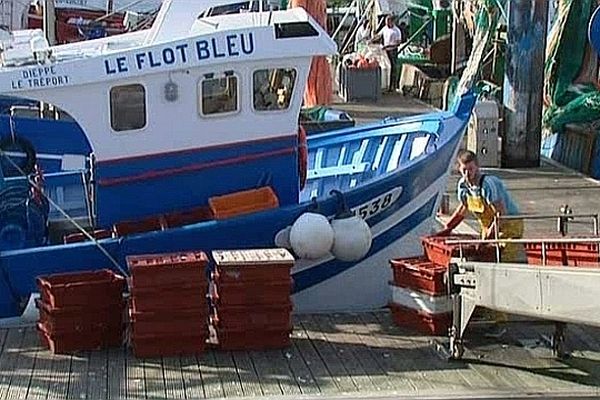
[{"x1": 0, "y1": 0, "x2": 337, "y2": 226}]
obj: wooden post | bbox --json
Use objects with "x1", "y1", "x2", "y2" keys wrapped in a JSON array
[{"x1": 502, "y1": 0, "x2": 549, "y2": 167}]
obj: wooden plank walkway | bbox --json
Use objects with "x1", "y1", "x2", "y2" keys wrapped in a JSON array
[{"x1": 1, "y1": 311, "x2": 599, "y2": 399}]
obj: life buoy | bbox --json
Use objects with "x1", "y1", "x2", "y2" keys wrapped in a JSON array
[
  {"x1": 298, "y1": 125, "x2": 308, "y2": 190},
  {"x1": 0, "y1": 136, "x2": 37, "y2": 176}
]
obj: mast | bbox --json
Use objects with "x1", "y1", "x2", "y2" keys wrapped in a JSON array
[{"x1": 42, "y1": 0, "x2": 56, "y2": 45}]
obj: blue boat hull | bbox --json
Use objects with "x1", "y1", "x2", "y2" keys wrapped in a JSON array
[{"x1": 0, "y1": 94, "x2": 475, "y2": 317}]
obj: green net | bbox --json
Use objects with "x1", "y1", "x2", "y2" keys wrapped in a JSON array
[
  {"x1": 543, "y1": 0, "x2": 600, "y2": 132},
  {"x1": 446, "y1": 0, "x2": 505, "y2": 107}
]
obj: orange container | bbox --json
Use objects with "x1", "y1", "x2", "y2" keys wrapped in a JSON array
[{"x1": 209, "y1": 187, "x2": 279, "y2": 220}]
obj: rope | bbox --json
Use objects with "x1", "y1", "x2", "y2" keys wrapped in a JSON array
[{"x1": 0, "y1": 148, "x2": 128, "y2": 277}]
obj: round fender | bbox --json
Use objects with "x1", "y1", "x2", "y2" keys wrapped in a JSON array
[{"x1": 0, "y1": 136, "x2": 37, "y2": 176}]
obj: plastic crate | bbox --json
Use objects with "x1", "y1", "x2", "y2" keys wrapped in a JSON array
[
  {"x1": 210, "y1": 279, "x2": 292, "y2": 306},
  {"x1": 131, "y1": 308, "x2": 208, "y2": 336},
  {"x1": 36, "y1": 269, "x2": 126, "y2": 308},
  {"x1": 524, "y1": 242, "x2": 567, "y2": 266},
  {"x1": 340, "y1": 66, "x2": 381, "y2": 102},
  {"x1": 164, "y1": 206, "x2": 213, "y2": 227},
  {"x1": 114, "y1": 215, "x2": 166, "y2": 236},
  {"x1": 131, "y1": 284, "x2": 209, "y2": 312},
  {"x1": 36, "y1": 298, "x2": 124, "y2": 333},
  {"x1": 563, "y1": 242, "x2": 600, "y2": 266},
  {"x1": 37, "y1": 322, "x2": 123, "y2": 354},
  {"x1": 215, "y1": 327, "x2": 292, "y2": 351},
  {"x1": 524, "y1": 241, "x2": 599, "y2": 267},
  {"x1": 212, "y1": 303, "x2": 292, "y2": 331},
  {"x1": 127, "y1": 251, "x2": 209, "y2": 289},
  {"x1": 209, "y1": 186, "x2": 279, "y2": 220},
  {"x1": 132, "y1": 332, "x2": 208, "y2": 358},
  {"x1": 211, "y1": 248, "x2": 294, "y2": 284},
  {"x1": 389, "y1": 283, "x2": 451, "y2": 314},
  {"x1": 390, "y1": 257, "x2": 448, "y2": 296},
  {"x1": 388, "y1": 303, "x2": 451, "y2": 336},
  {"x1": 421, "y1": 234, "x2": 496, "y2": 267},
  {"x1": 63, "y1": 229, "x2": 113, "y2": 244}
]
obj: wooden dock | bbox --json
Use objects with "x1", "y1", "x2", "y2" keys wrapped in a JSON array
[{"x1": 1, "y1": 311, "x2": 599, "y2": 399}]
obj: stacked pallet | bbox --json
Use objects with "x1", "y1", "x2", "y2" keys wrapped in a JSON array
[
  {"x1": 127, "y1": 251, "x2": 209, "y2": 358},
  {"x1": 36, "y1": 269, "x2": 126, "y2": 354},
  {"x1": 389, "y1": 234, "x2": 494, "y2": 335},
  {"x1": 210, "y1": 248, "x2": 294, "y2": 350}
]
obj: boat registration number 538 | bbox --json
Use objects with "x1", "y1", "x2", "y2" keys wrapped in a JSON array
[{"x1": 351, "y1": 187, "x2": 403, "y2": 220}]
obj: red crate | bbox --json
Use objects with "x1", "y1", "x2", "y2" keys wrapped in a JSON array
[
  {"x1": 37, "y1": 322, "x2": 123, "y2": 354},
  {"x1": 215, "y1": 327, "x2": 292, "y2": 351},
  {"x1": 131, "y1": 308, "x2": 208, "y2": 336},
  {"x1": 390, "y1": 257, "x2": 448, "y2": 296},
  {"x1": 132, "y1": 332, "x2": 208, "y2": 358},
  {"x1": 389, "y1": 303, "x2": 451, "y2": 336},
  {"x1": 210, "y1": 279, "x2": 292, "y2": 306},
  {"x1": 164, "y1": 206, "x2": 213, "y2": 228},
  {"x1": 131, "y1": 284, "x2": 208, "y2": 312},
  {"x1": 564, "y1": 242, "x2": 600, "y2": 267},
  {"x1": 421, "y1": 235, "x2": 496, "y2": 267},
  {"x1": 524, "y1": 241, "x2": 600, "y2": 267},
  {"x1": 212, "y1": 303, "x2": 292, "y2": 331},
  {"x1": 63, "y1": 229, "x2": 113, "y2": 244},
  {"x1": 212, "y1": 249, "x2": 294, "y2": 284},
  {"x1": 127, "y1": 251, "x2": 209, "y2": 289},
  {"x1": 114, "y1": 216, "x2": 167, "y2": 237},
  {"x1": 36, "y1": 299, "x2": 124, "y2": 333},
  {"x1": 524, "y1": 242, "x2": 566, "y2": 266},
  {"x1": 36, "y1": 270, "x2": 125, "y2": 308}
]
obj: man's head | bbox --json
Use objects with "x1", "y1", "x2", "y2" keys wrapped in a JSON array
[
  {"x1": 457, "y1": 150, "x2": 480, "y2": 184},
  {"x1": 386, "y1": 15, "x2": 394, "y2": 27}
]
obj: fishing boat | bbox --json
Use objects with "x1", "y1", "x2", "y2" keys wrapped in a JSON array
[{"x1": 0, "y1": 0, "x2": 477, "y2": 319}]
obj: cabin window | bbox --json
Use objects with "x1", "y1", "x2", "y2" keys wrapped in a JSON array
[
  {"x1": 110, "y1": 84, "x2": 146, "y2": 132},
  {"x1": 253, "y1": 68, "x2": 297, "y2": 112},
  {"x1": 199, "y1": 73, "x2": 239, "y2": 116}
]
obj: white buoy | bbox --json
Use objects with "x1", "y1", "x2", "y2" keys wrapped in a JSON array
[
  {"x1": 329, "y1": 190, "x2": 372, "y2": 262},
  {"x1": 331, "y1": 216, "x2": 372, "y2": 262},
  {"x1": 289, "y1": 212, "x2": 334, "y2": 259}
]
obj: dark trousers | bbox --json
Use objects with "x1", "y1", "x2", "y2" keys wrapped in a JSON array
[{"x1": 386, "y1": 48, "x2": 399, "y2": 91}]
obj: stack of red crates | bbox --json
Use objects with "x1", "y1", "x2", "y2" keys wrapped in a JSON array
[
  {"x1": 389, "y1": 234, "x2": 493, "y2": 335},
  {"x1": 210, "y1": 248, "x2": 294, "y2": 350},
  {"x1": 127, "y1": 251, "x2": 209, "y2": 358},
  {"x1": 36, "y1": 269, "x2": 126, "y2": 354}
]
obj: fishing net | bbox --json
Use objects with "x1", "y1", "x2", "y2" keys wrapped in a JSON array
[
  {"x1": 291, "y1": 0, "x2": 333, "y2": 106},
  {"x1": 449, "y1": 0, "x2": 505, "y2": 104},
  {"x1": 542, "y1": 0, "x2": 600, "y2": 132}
]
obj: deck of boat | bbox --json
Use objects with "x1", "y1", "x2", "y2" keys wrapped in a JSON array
[{"x1": 1, "y1": 311, "x2": 599, "y2": 400}]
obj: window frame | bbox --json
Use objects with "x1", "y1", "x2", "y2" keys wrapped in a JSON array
[
  {"x1": 251, "y1": 67, "x2": 298, "y2": 114},
  {"x1": 109, "y1": 83, "x2": 148, "y2": 133},
  {"x1": 198, "y1": 72, "x2": 241, "y2": 118}
]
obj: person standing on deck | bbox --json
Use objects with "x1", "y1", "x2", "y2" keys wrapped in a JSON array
[
  {"x1": 371, "y1": 15, "x2": 402, "y2": 93},
  {"x1": 438, "y1": 150, "x2": 524, "y2": 262},
  {"x1": 354, "y1": 19, "x2": 371, "y2": 52}
]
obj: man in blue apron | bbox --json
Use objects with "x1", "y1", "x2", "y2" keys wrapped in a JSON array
[{"x1": 439, "y1": 150, "x2": 524, "y2": 262}]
